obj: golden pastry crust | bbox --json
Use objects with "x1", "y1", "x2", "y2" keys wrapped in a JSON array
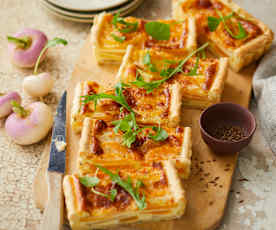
[
  {"x1": 173, "y1": 0, "x2": 274, "y2": 72},
  {"x1": 91, "y1": 12, "x2": 197, "y2": 64},
  {"x1": 78, "y1": 118, "x2": 192, "y2": 179},
  {"x1": 63, "y1": 161, "x2": 186, "y2": 230},
  {"x1": 118, "y1": 45, "x2": 228, "y2": 109},
  {"x1": 71, "y1": 80, "x2": 182, "y2": 133}
]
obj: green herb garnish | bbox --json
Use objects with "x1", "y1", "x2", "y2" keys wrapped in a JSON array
[
  {"x1": 112, "y1": 112, "x2": 168, "y2": 148},
  {"x1": 111, "y1": 33, "x2": 126, "y2": 43},
  {"x1": 148, "y1": 126, "x2": 168, "y2": 141},
  {"x1": 186, "y1": 57, "x2": 200, "y2": 76},
  {"x1": 130, "y1": 43, "x2": 209, "y2": 93},
  {"x1": 112, "y1": 112, "x2": 140, "y2": 148},
  {"x1": 112, "y1": 13, "x2": 138, "y2": 33},
  {"x1": 79, "y1": 176, "x2": 117, "y2": 202},
  {"x1": 145, "y1": 21, "x2": 170, "y2": 41},
  {"x1": 82, "y1": 82, "x2": 133, "y2": 112},
  {"x1": 95, "y1": 165, "x2": 147, "y2": 210},
  {"x1": 208, "y1": 11, "x2": 247, "y2": 40},
  {"x1": 143, "y1": 52, "x2": 158, "y2": 72},
  {"x1": 82, "y1": 82, "x2": 168, "y2": 148}
]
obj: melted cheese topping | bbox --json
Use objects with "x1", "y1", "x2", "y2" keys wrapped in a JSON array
[
  {"x1": 98, "y1": 14, "x2": 191, "y2": 53},
  {"x1": 79, "y1": 121, "x2": 185, "y2": 172},
  {"x1": 122, "y1": 49, "x2": 220, "y2": 100},
  {"x1": 74, "y1": 163, "x2": 174, "y2": 216},
  {"x1": 99, "y1": 15, "x2": 145, "y2": 49},
  {"x1": 180, "y1": 0, "x2": 263, "y2": 50},
  {"x1": 76, "y1": 81, "x2": 172, "y2": 126}
]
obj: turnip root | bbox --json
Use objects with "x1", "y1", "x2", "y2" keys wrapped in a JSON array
[
  {"x1": 5, "y1": 101, "x2": 53, "y2": 145},
  {"x1": 0, "y1": 92, "x2": 21, "y2": 118},
  {"x1": 23, "y1": 73, "x2": 54, "y2": 98},
  {"x1": 7, "y1": 28, "x2": 48, "y2": 68},
  {"x1": 23, "y1": 37, "x2": 68, "y2": 98}
]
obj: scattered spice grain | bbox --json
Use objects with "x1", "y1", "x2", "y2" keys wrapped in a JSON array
[{"x1": 209, "y1": 124, "x2": 247, "y2": 142}]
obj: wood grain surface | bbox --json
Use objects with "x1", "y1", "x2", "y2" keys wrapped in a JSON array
[{"x1": 33, "y1": 37, "x2": 256, "y2": 230}]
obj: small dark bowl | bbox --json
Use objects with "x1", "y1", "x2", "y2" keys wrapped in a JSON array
[{"x1": 199, "y1": 102, "x2": 256, "y2": 154}]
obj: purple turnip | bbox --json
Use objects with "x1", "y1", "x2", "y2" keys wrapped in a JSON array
[
  {"x1": 5, "y1": 101, "x2": 53, "y2": 145},
  {"x1": 7, "y1": 28, "x2": 48, "y2": 68},
  {"x1": 0, "y1": 92, "x2": 21, "y2": 118}
]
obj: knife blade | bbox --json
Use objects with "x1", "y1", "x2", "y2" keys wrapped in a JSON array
[
  {"x1": 48, "y1": 91, "x2": 67, "y2": 173},
  {"x1": 40, "y1": 91, "x2": 67, "y2": 230}
]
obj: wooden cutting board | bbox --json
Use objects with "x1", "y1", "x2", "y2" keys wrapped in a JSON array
[{"x1": 33, "y1": 37, "x2": 256, "y2": 230}]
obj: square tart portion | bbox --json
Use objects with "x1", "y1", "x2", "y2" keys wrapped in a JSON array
[
  {"x1": 118, "y1": 45, "x2": 228, "y2": 109},
  {"x1": 78, "y1": 118, "x2": 192, "y2": 179},
  {"x1": 63, "y1": 161, "x2": 186, "y2": 230},
  {"x1": 71, "y1": 81, "x2": 182, "y2": 133},
  {"x1": 172, "y1": 0, "x2": 274, "y2": 71},
  {"x1": 91, "y1": 12, "x2": 196, "y2": 64}
]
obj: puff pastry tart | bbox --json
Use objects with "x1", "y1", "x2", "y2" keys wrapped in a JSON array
[
  {"x1": 91, "y1": 12, "x2": 197, "y2": 64},
  {"x1": 71, "y1": 81, "x2": 182, "y2": 133},
  {"x1": 118, "y1": 45, "x2": 228, "y2": 109},
  {"x1": 172, "y1": 0, "x2": 274, "y2": 72},
  {"x1": 63, "y1": 161, "x2": 186, "y2": 230},
  {"x1": 78, "y1": 118, "x2": 192, "y2": 179}
]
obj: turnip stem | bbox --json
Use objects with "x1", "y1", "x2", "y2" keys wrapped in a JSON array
[
  {"x1": 7, "y1": 36, "x2": 31, "y2": 49},
  {"x1": 33, "y1": 37, "x2": 68, "y2": 75},
  {"x1": 11, "y1": 100, "x2": 28, "y2": 118}
]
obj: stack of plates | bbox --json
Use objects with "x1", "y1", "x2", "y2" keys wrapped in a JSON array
[{"x1": 40, "y1": 0, "x2": 144, "y2": 23}]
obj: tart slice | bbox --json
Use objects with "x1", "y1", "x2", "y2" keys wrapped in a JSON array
[
  {"x1": 118, "y1": 45, "x2": 228, "y2": 109},
  {"x1": 172, "y1": 0, "x2": 274, "y2": 71},
  {"x1": 63, "y1": 161, "x2": 186, "y2": 230},
  {"x1": 78, "y1": 118, "x2": 192, "y2": 179},
  {"x1": 71, "y1": 80, "x2": 182, "y2": 133},
  {"x1": 91, "y1": 12, "x2": 197, "y2": 64}
]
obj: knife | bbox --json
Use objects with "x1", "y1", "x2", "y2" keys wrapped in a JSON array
[{"x1": 40, "y1": 91, "x2": 67, "y2": 230}]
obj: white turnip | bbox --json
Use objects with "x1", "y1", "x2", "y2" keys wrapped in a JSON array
[{"x1": 23, "y1": 37, "x2": 68, "y2": 97}]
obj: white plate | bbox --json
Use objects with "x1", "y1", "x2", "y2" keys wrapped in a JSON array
[
  {"x1": 41, "y1": 0, "x2": 141, "y2": 18},
  {"x1": 40, "y1": 0, "x2": 144, "y2": 23},
  {"x1": 46, "y1": 0, "x2": 130, "y2": 12}
]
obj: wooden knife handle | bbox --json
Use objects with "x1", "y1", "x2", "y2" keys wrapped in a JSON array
[{"x1": 40, "y1": 171, "x2": 64, "y2": 230}]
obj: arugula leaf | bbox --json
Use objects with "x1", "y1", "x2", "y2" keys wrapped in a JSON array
[
  {"x1": 198, "y1": 49, "x2": 206, "y2": 59},
  {"x1": 148, "y1": 126, "x2": 168, "y2": 141},
  {"x1": 91, "y1": 187, "x2": 117, "y2": 202},
  {"x1": 131, "y1": 74, "x2": 162, "y2": 93},
  {"x1": 112, "y1": 112, "x2": 140, "y2": 148},
  {"x1": 130, "y1": 43, "x2": 209, "y2": 92},
  {"x1": 217, "y1": 11, "x2": 247, "y2": 40},
  {"x1": 208, "y1": 11, "x2": 247, "y2": 40},
  {"x1": 145, "y1": 21, "x2": 170, "y2": 41},
  {"x1": 112, "y1": 13, "x2": 138, "y2": 33},
  {"x1": 95, "y1": 165, "x2": 147, "y2": 210},
  {"x1": 113, "y1": 114, "x2": 133, "y2": 133},
  {"x1": 111, "y1": 33, "x2": 126, "y2": 43},
  {"x1": 208, "y1": 16, "x2": 221, "y2": 32},
  {"x1": 80, "y1": 176, "x2": 117, "y2": 202},
  {"x1": 160, "y1": 67, "x2": 174, "y2": 77},
  {"x1": 79, "y1": 176, "x2": 99, "y2": 187},
  {"x1": 82, "y1": 82, "x2": 133, "y2": 112},
  {"x1": 122, "y1": 129, "x2": 141, "y2": 148},
  {"x1": 186, "y1": 57, "x2": 200, "y2": 76},
  {"x1": 109, "y1": 189, "x2": 118, "y2": 201},
  {"x1": 143, "y1": 52, "x2": 158, "y2": 72}
]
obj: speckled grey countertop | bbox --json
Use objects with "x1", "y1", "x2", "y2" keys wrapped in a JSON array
[{"x1": 0, "y1": 0, "x2": 275, "y2": 229}]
